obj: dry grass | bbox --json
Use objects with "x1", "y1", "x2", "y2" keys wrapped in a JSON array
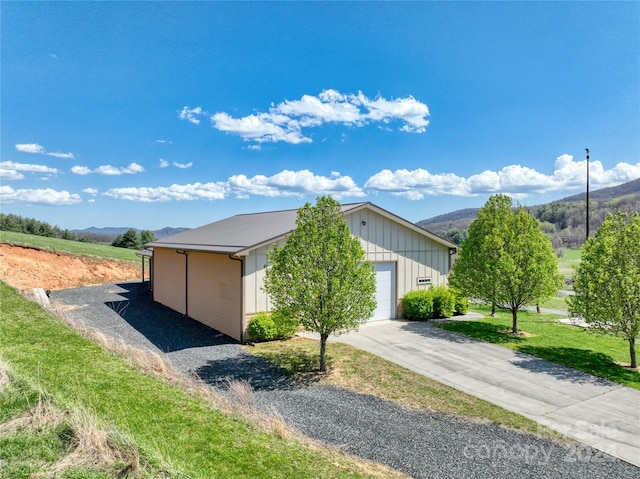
[
  {"x1": 27, "y1": 293, "x2": 301, "y2": 443},
  {"x1": 0, "y1": 359, "x2": 10, "y2": 389},
  {"x1": 0, "y1": 373, "x2": 145, "y2": 478},
  {"x1": 0, "y1": 396, "x2": 65, "y2": 435},
  {"x1": 42, "y1": 407, "x2": 142, "y2": 479}
]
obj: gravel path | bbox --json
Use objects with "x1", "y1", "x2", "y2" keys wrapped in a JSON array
[{"x1": 51, "y1": 282, "x2": 640, "y2": 479}]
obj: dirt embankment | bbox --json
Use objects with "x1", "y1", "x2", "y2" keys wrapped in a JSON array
[{"x1": 0, "y1": 244, "x2": 141, "y2": 291}]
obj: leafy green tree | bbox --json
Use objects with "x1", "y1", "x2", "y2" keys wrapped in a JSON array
[
  {"x1": 140, "y1": 230, "x2": 156, "y2": 245},
  {"x1": 450, "y1": 195, "x2": 562, "y2": 334},
  {"x1": 263, "y1": 196, "x2": 377, "y2": 371},
  {"x1": 568, "y1": 212, "x2": 640, "y2": 368},
  {"x1": 112, "y1": 228, "x2": 141, "y2": 249}
]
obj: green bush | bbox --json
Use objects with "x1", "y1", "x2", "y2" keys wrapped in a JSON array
[
  {"x1": 402, "y1": 287, "x2": 462, "y2": 320},
  {"x1": 248, "y1": 312, "x2": 277, "y2": 340},
  {"x1": 271, "y1": 308, "x2": 299, "y2": 339},
  {"x1": 431, "y1": 286, "x2": 455, "y2": 319},
  {"x1": 401, "y1": 290, "x2": 433, "y2": 320},
  {"x1": 453, "y1": 291, "x2": 469, "y2": 315}
]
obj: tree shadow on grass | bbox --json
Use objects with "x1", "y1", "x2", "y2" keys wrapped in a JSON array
[
  {"x1": 514, "y1": 346, "x2": 640, "y2": 389},
  {"x1": 433, "y1": 321, "x2": 528, "y2": 345}
]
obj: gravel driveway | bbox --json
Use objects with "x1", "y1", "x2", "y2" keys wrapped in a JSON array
[{"x1": 51, "y1": 282, "x2": 640, "y2": 479}]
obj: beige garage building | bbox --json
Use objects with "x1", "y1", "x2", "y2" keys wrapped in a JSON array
[{"x1": 145, "y1": 202, "x2": 457, "y2": 342}]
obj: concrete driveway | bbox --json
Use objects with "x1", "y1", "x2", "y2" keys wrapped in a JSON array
[{"x1": 330, "y1": 318, "x2": 640, "y2": 467}]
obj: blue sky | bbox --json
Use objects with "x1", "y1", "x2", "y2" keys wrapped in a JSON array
[{"x1": 2, "y1": 1, "x2": 639, "y2": 230}]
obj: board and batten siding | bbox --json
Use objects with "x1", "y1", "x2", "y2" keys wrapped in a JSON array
[
  {"x1": 344, "y1": 208, "x2": 451, "y2": 299},
  {"x1": 242, "y1": 208, "x2": 451, "y2": 320},
  {"x1": 243, "y1": 238, "x2": 286, "y2": 319},
  {"x1": 152, "y1": 247, "x2": 186, "y2": 314}
]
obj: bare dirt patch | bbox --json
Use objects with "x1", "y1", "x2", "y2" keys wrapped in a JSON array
[{"x1": 0, "y1": 244, "x2": 141, "y2": 290}]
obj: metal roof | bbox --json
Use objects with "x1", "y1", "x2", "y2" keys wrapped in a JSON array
[
  {"x1": 145, "y1": 202, "x2": 369, "y2": 255},
  {"x1": 144, "y1": 201, "x2": 457, "y2": 255}
]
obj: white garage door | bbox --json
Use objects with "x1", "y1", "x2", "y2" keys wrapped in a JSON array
[{"x1": 371, "y1": 262, "x2": 396, "y2": 321}]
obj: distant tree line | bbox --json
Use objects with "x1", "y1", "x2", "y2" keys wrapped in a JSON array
[
  {"x1": 433, "y1": 194, "x2": 640, "y2": 253},
  {"x1": 111, "y1": 228, "x2": 156, "y2": 250},
  {"x1": 0, "y1": 213, "x2": 93, "y2": 243},
  {"x1": 0, "y1": 213, "x2": 156, "y2": 250}
]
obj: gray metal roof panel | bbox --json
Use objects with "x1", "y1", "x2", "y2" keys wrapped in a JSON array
[{"x1": 146, "y1": 202, "x2": 419, "y2": 255}]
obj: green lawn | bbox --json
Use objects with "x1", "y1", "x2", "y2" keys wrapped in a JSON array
[
  {"x1": 437, "y1": 305, "x2": 640, "y2": 390},
  {"x1": 0, "y1": 231, "x2": 139, "y2": 262},
  {"x1": 0, "y1": 282, "x2": 397, "y2": 479},
  {"x1": 557, "y1": 247, "x2": 581, "y2": 288},
  {"x1": 534, "y1": 295, "x2": 569, "y2": 311}
]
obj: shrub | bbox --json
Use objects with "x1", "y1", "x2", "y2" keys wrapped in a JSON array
[
  {"x1": 271, "y1": 308, "x2": 299, "y2": 339},
  {"x1": 453, "y1": 291, "x2": 469, "y2": 315},
  {"x1": 431, "y1": 286, "x2": 455, "y2": 318},
  {"x1": 248, "y1": 312, "x2": 277, "y2": 341},
  {"x1": 401, "y1": 290, "x2": 433, "y2": 320}
]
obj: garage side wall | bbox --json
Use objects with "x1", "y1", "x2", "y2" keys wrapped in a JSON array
[
  {"x1": 152, "y1": 247, "x2": 186, "y2": 314},
  {"x1": 188, "y1": 252, "x2": 242, "y2": 341}
]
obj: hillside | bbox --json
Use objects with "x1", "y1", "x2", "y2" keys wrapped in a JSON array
[
  {"x1": 73, "y1": 226, "x2": 190, "y2": 243},
  {"x1": 418, "y1": 177, "x2": 640, "y2": 247}
]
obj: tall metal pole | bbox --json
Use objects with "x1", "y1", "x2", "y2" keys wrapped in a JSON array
[{"x1": 585, "y1": 148, "x2": 590, "y2": 241}]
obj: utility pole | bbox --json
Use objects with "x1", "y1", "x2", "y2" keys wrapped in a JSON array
[{"x1": 585, "y1": 148, "x2": 590, "y2": 241}]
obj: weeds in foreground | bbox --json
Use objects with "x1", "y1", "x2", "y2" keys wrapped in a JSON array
[{"x1": 0, "y1": 362, "x2": 170, "y2": 478}]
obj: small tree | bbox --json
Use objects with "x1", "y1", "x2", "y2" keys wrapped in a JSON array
[
  {"x1": 140, "y1": 230, "x2": 156, "y2": 245},
  {"x1": 263, "y1": 196, "x2": 376, "y2": 371},
  {"x1": 112, "y1": 228, "x2": 141, "y2": 249},
  {"x1": 568, "y1": 212, "x2": 640, "y2": 368},
  {"x1": 450, "y1": 195, "x2": 561, "y2": 334}
]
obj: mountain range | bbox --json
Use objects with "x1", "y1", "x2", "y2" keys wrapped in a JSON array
[{"x1": 418, "y1": 177, "x2": 640, "y2": 248}]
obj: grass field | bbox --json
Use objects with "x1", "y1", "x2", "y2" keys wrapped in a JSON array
[
  {"x1": 557, "y1": 247, "x2": 581, "y2": 287},
  {"x1": 437, "y1": 305, "x2": 640, "y2": 390},
  {"x1": 0, "y1": 282, "x2": 400, "y2": 479},
  {"x1": 0, "y1": 231, "x2": 139, "y2": 262}
]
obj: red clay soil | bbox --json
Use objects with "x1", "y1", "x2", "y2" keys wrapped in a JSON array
[{"x1": 0, "y1": 243, "x2": 141, "y2": 291}]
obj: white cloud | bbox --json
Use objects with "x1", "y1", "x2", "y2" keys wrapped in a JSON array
[
  {"x1": 187, "y1": 90, "x2": 430, "y2": 144},
  {"x1": 352, "y1": 92, "x2": 430, "y2": 132},
  {"x1": 0, "y1": 186, "x2": 82, "y2": 205},
  {"x1": 104, "y1": 182, "x2": 226, "y2": 202},
  {"x1": 156, "y1": 139, "x2": 173, "y2": 144},
  {"x1": 364, "y1": 155, "x2": 640, "y2": 199},
  {"x1": 102, "y1": 169, "x2": 364, "y2": 203},
  {"x1": 0, "y1": 169, "x2": 25, "y2": 180},
  {"x1": 173, "y1": 161, "x2": 193, "y2": 169},
  {"x1": 92, "y1": 156, "x2": 640, "y2": 205},
  {"x1": 0, "y1": 161, "x2": 59, "y2": 174},
  {"x1": 159, "y1": 159, "x2": 169, "y2": 168},
  {"x1": 16, "y1": 143, "x2": 46, "y2": 154},
  {"x1": 71, "y1": 162, "x2": 145, "y2": 175},
  {"x1": 45, "y1": 151, "x2": 75, "y2": 159},
  {"x1": 83, "y1": 188, "x2": 99, "y2": 196},
  {"x1": 178, "y1": 106, "x2": 205, "y2": 124},
  {"x1": 15, "y1": 143, "x2": 75, "y2": 159},
  {"x1": 211, "y1": 112, "x2": 311, "y2": 144},
  {"x1": 228, "y1": 169, "x2": 365, "y2": 199},
  {"x1": 71, "y1": 165, "x2": 92, "y2": 175}
]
